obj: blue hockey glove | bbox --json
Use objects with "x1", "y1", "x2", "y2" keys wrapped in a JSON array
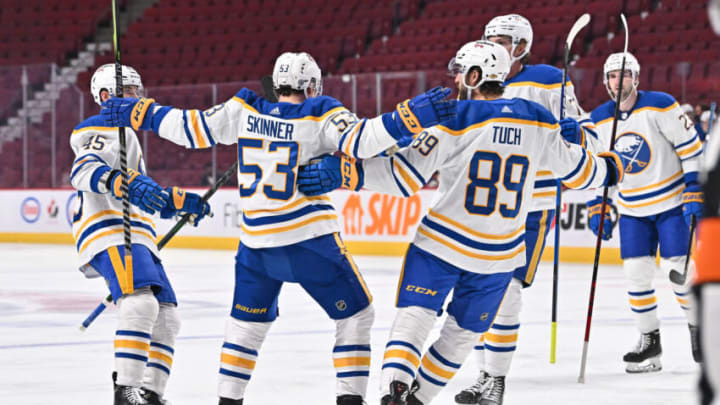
[
  {"x1": 598, "y1": 151, "x2": 624, "y2": 187},
  {"x1": 559, "y1": 117, "x2": 583, "y2": 145},
  {"x1": 298, "y1": 154, "x2": 364, "y2": 196},
  {"x1": 108, "y1": 168, "x2": 168, "y2": 215},
  {"x1": 160, "y1": 187, "x2": 212, "y2": 226},
  {"x1": 587, "y1": 197, "x2": 615, "y2": 241},
  {"x1": 101, "y1": 97, "x2": 156, "y2": 131},
  {"x1": 384, "y1": 86, "x2": 457, "y2": 143},
  {"x1": 682, "y1": 183, "x2": 704, "y2": 226}
]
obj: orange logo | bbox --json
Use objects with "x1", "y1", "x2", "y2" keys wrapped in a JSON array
[{"x1": 341, "y1": 193, "x2": 422, "y2": 236}]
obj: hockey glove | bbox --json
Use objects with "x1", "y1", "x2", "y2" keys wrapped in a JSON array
[
  {"x1": 101, "y1": 97, "x2": 156, "y2": 131},
  {"x1": 682, "y1": 182, "x2": 704, "y2": 226},
  {"x1": 108, "y1": 168, "x2": 168, "y2": 215},
  {"x1": 297, "y1": 154, "x2": 364, "y2": 196},
  {"x1": 559, "y1": 117, "x2": 584, "y2": 145},
  {"x1": 384, "y1": 86, "x2": 457, "y2": 144},
  {"x1": 160, "y1": 187, "x2": 212, "y2": 226},
  {"x1": 587, "y1": 197, "x2": 615, "y2": 241},
  {"x1": 598, "y1": 151, "x2": 624, "y2": 186}
]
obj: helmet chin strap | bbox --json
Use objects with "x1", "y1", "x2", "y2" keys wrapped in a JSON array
[
  {"x1": 606, "y1": 78, "x2": 638, "y2": 104},
  {"x1": 463, "y1": 70, "x2": 481, "y2": 100}
]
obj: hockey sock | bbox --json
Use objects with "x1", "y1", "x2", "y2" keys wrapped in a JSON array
[
  {"x1": 381, "y1": 306, "x2": 436, "y2": 397},
  {"x1": 115, "y1": 288, "x2": 160, "y2": 388},
  {"x1": 333, "y1": 305, "x2": 374, "y2": 398},
  {"x1": 484, "y1": 278, "x2": 522, "y2": 377},
  {"x1": 414, "y1": 315, "x2": 480, "y2": 404},
  {"x1": 143, "y1": 303, "x2": 180, "y2": 396},
  {"x1": 624, "y1": 257, "x2": 660, "y2": 333},
  {"x1": 218, "y1": 317, "x2": 272, "y2": 400},
  {"x1": 473, "y1": 335, "x2": 485, "y2": 372},
  {"x1": 661, "y1": 256, "x2": 695, "y2": 324}
]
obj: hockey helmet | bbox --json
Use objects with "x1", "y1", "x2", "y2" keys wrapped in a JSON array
[
  {"x1": 272, "y1": 52, "x2": 323, "y2": 98},
  {"x1": 90, "y1": 63, "x2": 144, "y2": 106},
  {"x1": 448, "y1": 40, "x2": 511, "y2": 96},
  {"x1": 483, "y1": 14, "x2": 533, "y2": 64},
  {"x1": 603, "y1": 52, "x2": 640, "y2": 101}
]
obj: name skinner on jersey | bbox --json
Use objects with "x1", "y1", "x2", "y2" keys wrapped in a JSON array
[
  {"x1": 492, "y1": 125, "x2": 522, "y2": 145},
  {"x1": 246, "y1": 114, "x2": 295, "y2": 140}
]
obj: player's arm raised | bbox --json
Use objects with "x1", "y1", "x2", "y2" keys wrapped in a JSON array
[
  {"x1": 327, "y1": 86, "x2": 456, "y2": 159},
  {"x1": 100, "y1": 94, "x2": 243, "y2": 148},
  {"x1": 298, "y1": 127, "x2": 445, "y2": 197}
]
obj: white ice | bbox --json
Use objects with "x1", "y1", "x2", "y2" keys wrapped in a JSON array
[{"x1": 0, "y1": 244, "x2": 698, "y2": 404}]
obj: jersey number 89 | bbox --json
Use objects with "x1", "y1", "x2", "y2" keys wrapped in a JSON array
[{"x1": 465, "y1": 151, "x2": 529, "y2": 218}]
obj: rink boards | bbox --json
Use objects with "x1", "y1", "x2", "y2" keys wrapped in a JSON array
[{"x1": 0, "y1": 188, "x2": 621, "y2": 264}]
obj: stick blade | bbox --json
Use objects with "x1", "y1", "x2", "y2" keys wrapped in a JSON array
[{"x1": 567, "y1": 13, "x2": 591, "y2": 47}]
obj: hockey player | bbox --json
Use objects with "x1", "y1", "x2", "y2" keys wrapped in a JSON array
[
  {"x1": 100, "y1": 52, "x2": 457, "y2": 405},
  {"x1": 454, "y1": 14, "x2": 599, "y2": 405},
  {"x1": 71, "y1": 64, "x2": 210, "y2": 405},
  {"x1": 296, "y1": 40, "x2": 623, "y2": 405},
  {"x1": 578, "y1": 52, "x2": 703, "y2": 373}
]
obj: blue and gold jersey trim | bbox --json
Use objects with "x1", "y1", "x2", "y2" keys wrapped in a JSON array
[
  {"x1": 73, "y1": 209, "x2": 156, "y2": 254},
  {"x1": 617, "y1": 171, "x2": 685, "y2": 209},
  {"x1": 240, "y1": 196, "x2": 338, "y2": 236}
]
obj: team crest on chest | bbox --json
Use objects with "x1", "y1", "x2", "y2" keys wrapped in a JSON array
[{"x1": 614, "y1": 132, "x2": 651, "y2": 175}]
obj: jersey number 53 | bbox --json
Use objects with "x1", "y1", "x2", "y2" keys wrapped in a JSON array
[{"x1": 237, "y1": 138, "x2": 298, "y2": 200}]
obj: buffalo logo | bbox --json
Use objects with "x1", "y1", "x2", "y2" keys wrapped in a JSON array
[
  {"x1": 335, "y1": 300, "x2": 348, "y2": 311},
  {"x1": 614, "y1": 132, "x2": 651, "y2": 175}
]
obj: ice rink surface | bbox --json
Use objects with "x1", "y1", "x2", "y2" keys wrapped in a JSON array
[{"x1": 0, "y1": 243, "x2": 699, "y2": 404}]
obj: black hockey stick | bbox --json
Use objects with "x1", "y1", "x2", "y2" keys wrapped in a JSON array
[
  {"x1": 669, "y1": 215, "x2": 697, "y2": 284},
  {"x1": 111, "y1": 0, "x2": 135, "y2": 306},
  {"x1": 578, "y1": 13, "x2": 629, "y2": 384},
  {"x1": 552, "y1": 13, "x2": 591, "y2": 365},
  {"x1": 261, "y1": 75, "x2": 278, "y2": 102},
  {"x1": 80, "y1": 160, "x2": 239, "y2": 331}
]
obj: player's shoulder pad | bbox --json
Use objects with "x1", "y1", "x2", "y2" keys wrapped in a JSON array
[
  {"x1": 634, "y1": 90, "x2": 677, "y2": 111},
  {"x1": 590, "y1": 100, "x2": 616, "y2": 125},
  {"x1": 440, "y1": 98, "x2": 556, "y2": 133},
  {"x1": 506, "y1": 64, "x2": 564, "y2": 87},
  {"x1": 72, "y1": 114, "x2": 115, "y2": 134}
]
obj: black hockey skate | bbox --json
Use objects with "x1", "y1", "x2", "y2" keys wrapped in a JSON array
[
  {"x1": 479, "y1": 376, "x2": 505, "y2": 405},
  {"x1": 689, "y1": 324, "x2": 702, "y2": 363},
  {"x1": 454, "y1": 371, "x2": 490, "y2": 404},
  {"x1": 115, "y1": 385, "x2": 150, "y2": 405},
  {"x1": 337, "y1": 394, "x2": 365, "y2": 405},
  {"x1": 623, "y1": 329, "x2": 662, "y2": 373},
  {"x1": 142, "y1": 389, "x2": 171, "y2": 405},
  {"x1": 380, "y1": 381, "x2": 422, "y2": 405},
  {"x1": 218, "y1": 398, "x2": 243, "y2": 405}
]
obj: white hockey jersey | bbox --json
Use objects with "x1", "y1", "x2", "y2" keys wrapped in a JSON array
[
  {"x1": 590, "y1": 91, "x2": 702, "y2": 217},
  {"x1": 362, "y1": 98, "x2": 614, "y2": 273},
  {"x1": 502, "y1": 64, "x2": 596, "y2": 211},
  {"x1": 149, "y1": 88, "x2": 400, "y2": 248},
  {"x1": 69, "y1": 115, "x2": 158, "y2": 268}
]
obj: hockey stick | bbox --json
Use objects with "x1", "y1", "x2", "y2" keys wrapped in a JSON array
[
  {"x1": 80, "y1": 160, "x2": 239, "y2": 330},
  {"x1": 552, "y1": 13, "x2": 591, "y2": 365},
  {"x1": 261, "y1": 75, "x2": 278, "y2": 103},
  {"x1": 668, "y1": 215, "x2": 697, "y2": 284},
  {"x1": 578, "y1": 13, "x2": 629, "y2": 384},
  {"x1": 111, "y1": 0, "x2": 135, "y2": 306},
  {"x1": 709, "y1": 102, "x2": 717, "y2": 135}
]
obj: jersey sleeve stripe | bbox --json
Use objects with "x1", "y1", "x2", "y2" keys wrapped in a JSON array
[
  {"x1": 182, "y1": 110, "x2": 196, "y2": 149},
  {"x1": 394, "y1": 153, "x2": 427, "y2": 185},
  {"x1": 681, "y1": 149, "x2": 703, "y2": 161},
  {"x1": 675, "y1": 133, "x2": 699, "y2": 150},
  {"x1": 351, "y1": 119, "x2": 367, "y2": 158},
  {"x1": 342, "y1": 120, "x2": 364, "y2": 156},
  {"x1": 562, "y1": 150, "x2": 589, "y2": 185},
  {"x1": 389, "y1": 157, "x2": 410, "y2": 197},
  {"x1": 190, "y1": 110, "x2": 208, "y2": 148},
  {"x1": 70, "y1": 159, "x2": 102, "y2": 181},
  {"x1": 393, "y1": 160, "x2": 421, "y2": 194},
  {"x1": 73, "y1": 153, "x2": 107, "y2": 165},
  {"x1": 198, "y1": 111, "x2": 216, "y2": 146},
  {"x1": 678, "y1": 141, "x2": 702, "y2": 157}
]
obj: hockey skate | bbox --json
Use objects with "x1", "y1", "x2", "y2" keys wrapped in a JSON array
[
  {"x1": 454, "y1": 371, "x2": 490, "y2": 404},
  {"x1": 689, "y1": 324, "x2": 702, "y2": 363},
  {"x1": 479, "y1": 375, "x2": 505, "y2": 405},
  {"x1": 337, "y1": 394, "x2": 366, "y2": 405},
  {"x1": 218, "y1": 398, "x2": 243, "y2": 405},
  {"x1": 115, "y1": 385, "x2": 150, "y2": 405},
  {"x1": 380, "y1": 381, "x2": 422, "y2": 405},
  {"x1": 624, "y1": 330, "x2": 662, "y2": 373},
  {"x1": 142, "y1": 389, "x2": 172, "y2": 405}
]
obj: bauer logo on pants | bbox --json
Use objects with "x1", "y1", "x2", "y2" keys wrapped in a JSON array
[{"x1": 614, "y1": 132, "x2": 651, "y2": 175}]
